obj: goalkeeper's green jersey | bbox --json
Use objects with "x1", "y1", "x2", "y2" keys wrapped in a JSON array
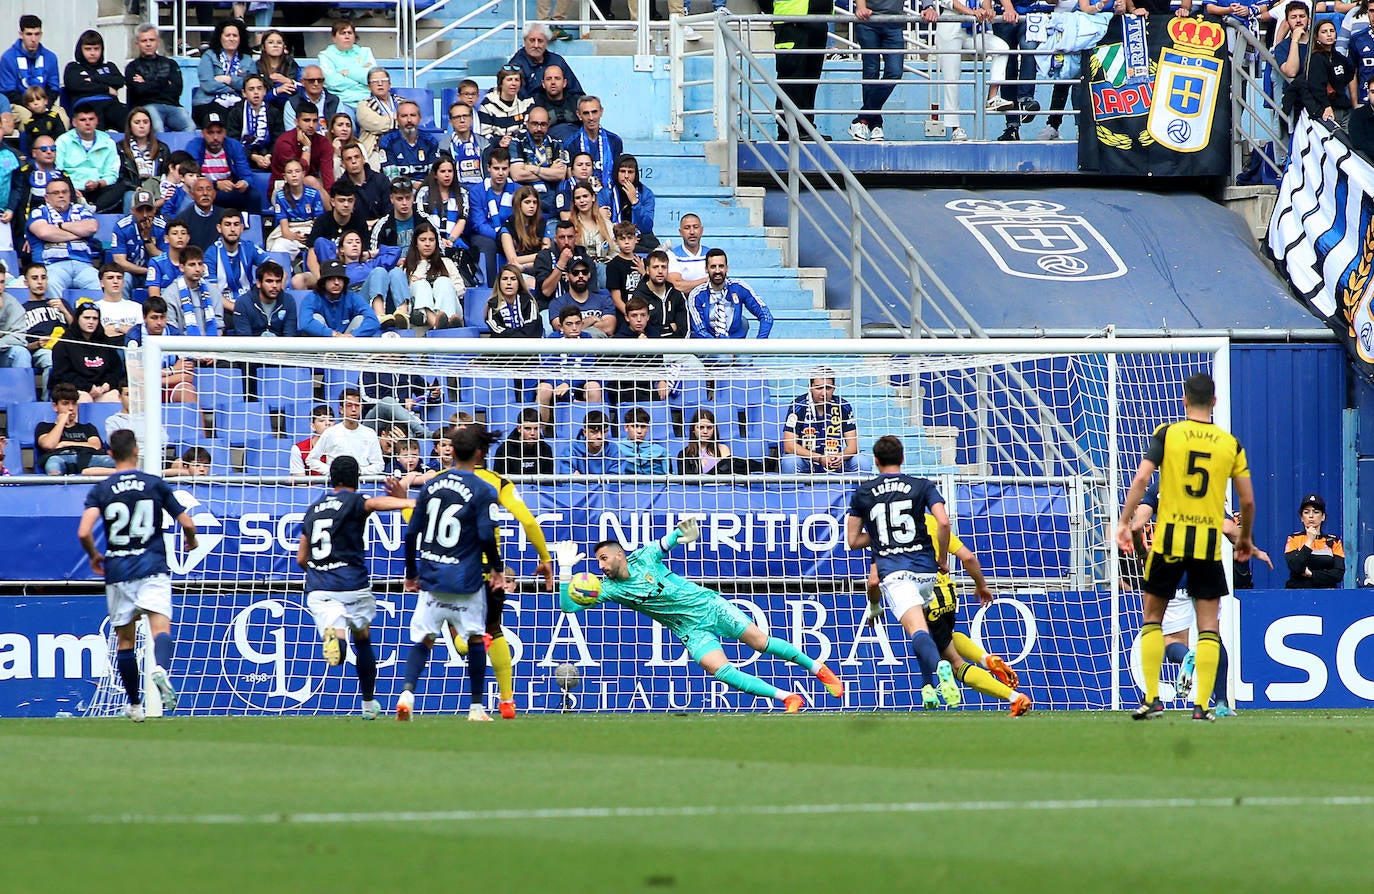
[{"x1": 561, "y1": 535, "x2": 720, "y2": 633}]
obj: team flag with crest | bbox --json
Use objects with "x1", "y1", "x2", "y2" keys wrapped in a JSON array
[
  {"x1": 1079, "y1": 15, "x2": 1231, "y2": 176},
  {"x1": 1269, "y1": 113, "x2": 1374, "y2": 374}
]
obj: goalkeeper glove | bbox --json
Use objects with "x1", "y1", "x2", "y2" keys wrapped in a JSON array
[
  {"x1": 551, "y1": 541, "x2": 586, "y2": 584},
  {"x1": 863, "y1": 600, "x2": 884, "y2": 628},
  {"x1": 677, "y1": 518, "x2": 701, "y2": 543}
]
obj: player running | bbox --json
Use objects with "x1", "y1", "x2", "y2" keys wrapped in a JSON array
[
  {"x1": 555, "y1": 520, "x2": 844, "y2": 712},
  {"x1": 296, "y1": 456, "x2": 415, "y2": 719},
  {"x1": 1117, "y1": 373, "x2": 1255, "y2": 722},
  {"x1": 76, "y1": 430, "x2": 199, "y2": 722},
  {"x1": 447, "y1": 421, "x2": 555, "y2": 720},
  {"x1": 399, "y1": 426, "x2": 504, "y2": 722},
  {"x1": 847, "y1": 435, "x2": 956, "y2": 710},
  {"x1": 1127, "y1": 479, "x2": 1271, "y2": 717},
  {"x1": 863, "y1": 514, "x2": 1031, "y2": 716}
]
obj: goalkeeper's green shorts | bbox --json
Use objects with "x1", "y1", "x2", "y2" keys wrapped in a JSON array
[{"x1": 674, "y1": 598, "x2": 752, "y2": 662}]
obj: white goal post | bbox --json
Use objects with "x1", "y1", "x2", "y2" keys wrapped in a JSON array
[{"x1": 111, "y1": 333, "x2": 1229, "y2": 715}]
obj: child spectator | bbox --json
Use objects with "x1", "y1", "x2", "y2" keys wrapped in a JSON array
[
  {"x1": 604, "y1": 221, "x2": 644, "y2": 318},
  {"x1": 615, "y1": 406, "x2": 669, "y2": 475},
  {"x1": 17, "y1": 86, "x2": 66, "y2": 154},
  {"x1": 125, "y1": 296, "x2": 196, "y2": 404},
  {"x1": 563, "y1": 409, "x2": 617, "y2": 476},
  {"x1": 290, "y1": 404, "x2": 334, "y2": 476},
  {"x1": 266, "y1": 158, "x2": 324, "y2": 257},
  {"x1": 165, "y1": 445, "x2": 212, "y2": 477},
  {"x1": 608, "y1": 296, "x2": 670, "y2": 404},
  {"x1": 430, "y1": 427, "x2": 456, "y2": 473},
  {"x1": 678, "y1": 408, "x2": 733, "y2": 475},
  {"x1": 598, "y1": 154, "x2": 657, "y2": 251},
  {"x1": 159, "y1": 155, "x2": 198, "y2": 217},
  {"x1": 500, "y1": 185, "x2": 547, "y2": 277},
  {"x1": 94, "y1": 263, "x2": 144, "y2": 340},
  {"x1": 34, "y1": 382, "x2": 116, "y2": 475},
  {"x1": 146, "y1": 219, "x2": 192, "y2": 302},
  {"x1": 389, "y1": 437, "x2": 433, "y2": 489},
  {"x1": 167, "y1": 245, "x2": 222, "y2": 336},
  {"x1": 536, "y1": 305, "x2": 604, "y2": 425},
  {"x1": 492, "y1": 407, "x2": 556, "y2": 477}
]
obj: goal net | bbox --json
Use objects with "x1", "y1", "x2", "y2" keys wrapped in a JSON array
[{"x1": 110, "y1": 334, "x2": 1226, "y2": 715}]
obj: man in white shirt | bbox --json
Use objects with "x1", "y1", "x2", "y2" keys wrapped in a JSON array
[
  {"x1": 95, "y1": 263, "x2": 145, "y2": 340},
  {"x1": 307, "y1": 387, "x2": 384, "y2": 476},
  {"x1": 665, "y1": 213, "x2": 709, "y2": 294}
]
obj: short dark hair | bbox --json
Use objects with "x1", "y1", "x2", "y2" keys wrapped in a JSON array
[
  {"x1": 624, "y1": 407, "x2": 650, "y2": 426},
  {"x1": 517, "y1": 407, "x2": 541, "y2": 425},
  {"x1": 182, "y1": 245, "x2": 204, "y2": 264},
  {"x1": 219, "y1": 209, "x2": 243, "y2": 225},
  {"x1": 646, "y1": 249, "x2": 669, "y2": 266},
  {"x1": 339, "y1": 387, "x2": 361, "y2": 405},
  {"x1": 872, "y1": 435, "x2": 904, "y2": 467},
  {"x1": 612, "y1": 221, "x2": 637, "y2": 240},
  {"x1": 329, "y1": 454, "x2": 360, "y2": 488},
  {"x1": 555, "y1": 218, "x2": 575, "y2": 232},
  {"x1": 51, "y1": 382, "x2": 80, "y2": 404},
  {"x1": 98, "y1": 262, "x2": 123, "y2": 279},
  {"x1": 582, "y1": 410, "x2": 609, "y2": 432},
  {"x1": 624, "y1": 296, "x2": 649, "y2": 314},
  {"x1": 257, "y1": 260, "x2": 285, "y2": 281},
  {"x1": 181, "y1": 446, "x2": 211, "y2": 466},
  {"x1": 451, "y1": 424, "x2": 494, "y2": 462},
  {"x1": 310, "y1": 403, "x2": 333, "y2": 420},
  {"x1": 329, "y1": 179, "x2": 357, "y2": 199},
  {"x1": 19, "y1": 15, "x2": 42, "y2": 31},
  {"x1": 487, "y1": 147, "x2": 511, "y2": 166},
  {"x1": 1183, "y1": 372, "x2": 1216, "y2": 408},
  {"x1": 165, "y1": 219, "x2": 190, "y2": 235},
  {"x1": 23, "y1": 261, "x2": 46, "y2": 277},
  {"x1": 557, "y1": 304, "x2": 583, "y2": 322},
  {"x1": 705, "y1": 248, "x2": 727, "y2": 264},
  {"x1": 593, "y1": 539, "x2": 624, "y2": 555},
  {"x1": 109, "y1": 429, "x2": 137, "y2": 462},
  {"x1": 143, "y1": 296, "x2": 168, "y2": 317}
]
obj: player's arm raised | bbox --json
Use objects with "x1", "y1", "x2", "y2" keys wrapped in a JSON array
[
  {"x1": 77, "y1": 507, "x2": 105, "y2": 576},
  {"x1": 930, "y1": 500, "x2": 950, "y2": 575},
  {"x1": 365, "y1": 476, "x2": 416, "y2": 513},
  {"x1": 499, "y1": 485, "x2": 554, "y2": 591}
]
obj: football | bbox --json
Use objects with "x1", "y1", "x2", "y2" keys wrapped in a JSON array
[
  {"x1": 554, "y1": 662, "x2": 581, "y2": 691},
  {"x1": 568, "y1": 571, "x2": 602, "y2": 606}
]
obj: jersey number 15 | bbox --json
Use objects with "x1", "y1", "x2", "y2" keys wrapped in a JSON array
[{"x1": 870, "y1": 499, "x2": 920, "y2": 546}]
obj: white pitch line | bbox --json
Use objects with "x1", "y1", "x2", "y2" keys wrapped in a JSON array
[{"x1": 11, "y1": 795, "x2": 1374, "y2": 827}]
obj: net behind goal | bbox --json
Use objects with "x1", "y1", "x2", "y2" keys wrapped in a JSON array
[{"x1": 109, "y1": 335, "x2": 1225, "y2": 715}]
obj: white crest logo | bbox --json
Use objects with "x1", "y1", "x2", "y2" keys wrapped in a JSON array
[
  {"x1": 946, "y1": 199, "x2": 1127, "y2": 282},
  {"x1": 164, "y1": 489, "x2": 224, "y2": 574}
]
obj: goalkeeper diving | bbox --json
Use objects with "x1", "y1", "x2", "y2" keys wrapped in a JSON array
[{"x1": 556, "y1": 519, "x2": 844, "y2": 712}]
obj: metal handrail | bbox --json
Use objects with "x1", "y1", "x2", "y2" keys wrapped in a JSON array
[
  {"x1": 153, "y1": 0, "x2": 407, "y2": 59},
  {"x1": 409, "y1": 0, "x2": 523, "y2": 85},
  {"x1": 1228, "y1": 24, "x2": 1291, "y2": 184}
]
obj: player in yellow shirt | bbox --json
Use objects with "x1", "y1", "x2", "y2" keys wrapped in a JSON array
[
  {"x1": 413, "y1": 423, "x2": 554, "y2": 719},
  {"x1": 1117, "y1": 373, "x2": 1255, "y2": 722},
  {"x1": 863, "y1": 514, "x2": 1030, "y2": 716}
]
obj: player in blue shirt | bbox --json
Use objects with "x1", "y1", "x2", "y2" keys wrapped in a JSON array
[
  {"x1": 297, "y1": 456, "x2": 415, "y2": 719},
  {"x1": 76, "y1": 430, "x2": 199, "y2": 722},
  {"x1": 398, "y1": 426, "x2": 504, "y2": 722},
  {"x1": 847, "y1": 435, "x2": 953, "y2": 710},
  {"x1": 556, "y1": 519, "x2": 844, "y2": 712}
]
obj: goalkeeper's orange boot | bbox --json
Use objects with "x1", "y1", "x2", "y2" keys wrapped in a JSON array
[
  {"x1": 783, "y1": 694, "x2": 804, "y2": 714},
  {"x1": 498, "y1": 700, "x2": 516, "y2": 720},
  {"x1": 985, "y1": 654, "x2": 1019, "y2": 689},
  {"x1": 815, "y1": 664, "x2": 844, "y2": 698},
  {"x1": 396, "y1": 690, "x2": 414, "y2": 722},
  {"x1": 1009, "y1": 692, "x2": 1032, "y2": 717}
]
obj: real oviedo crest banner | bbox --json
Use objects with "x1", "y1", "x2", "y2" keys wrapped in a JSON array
[
  {"x1": 1078, "y1": 15, "x2": 1231, "y2": 176},
  {"x1": 1268, "y1": 113, "x2": 1374, "y2": 374}
]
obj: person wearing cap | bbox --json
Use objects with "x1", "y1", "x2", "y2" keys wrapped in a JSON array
[
  {"x1": 549, "y1": 255, "x2": 616, "y2": 336},
  {"x1": 379, "y1": 101, "x2": 439, "y2": 189},
  {"x1": 187, "y1": 112, "x2": 261, "y2": 211},
  {"x1": 27, "y1": 177, "x2": 100, "y2": 296},
  {"x1": 54, "y1": 106, "x2": 125, "y2": 213},
  {"x1": 111, "y1": 189, "x2": 167, "y2": 300},
  {"x1": 1285, "y1": 494, "x2": 1346, "y2": 588},
  {"x1": 299, "y1": 258, "x2": 381, "y2": 339}
]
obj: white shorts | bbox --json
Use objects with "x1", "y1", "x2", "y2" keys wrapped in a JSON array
[
  {"x1": 880, "y1": 571, "x2": 939, "y2": 624},
  {"x1": 410, "y1": 589, "x2": 485, "y2": 644},
  {"x1": 106, "y1": 574, "x2": 173, "y2": 628},
  {"x1": 306, "y1": 588, "x2": 376, "y2": 636},
  {"x1": 1161, "y1": 591, "x2": 1196, "y2": 636}
]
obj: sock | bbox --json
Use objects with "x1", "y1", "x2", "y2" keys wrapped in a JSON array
[
  {"x1": 762, "y1": 636, "x2": 817, "y2": 673},
  {"x1": 1194, "y1": 630, "x2": 1221, "y2": 711},
  {"x1": 952, "y1": 632, "x2": 987, "y2": 667},
  {"x1": 353, "y1": 635, "x2": 377, "y2": 701},
  {"x1": 1164, "y1": 641, "x2": 1189, "y2": 664},
  {"x1": 117, "y1": 648, "x2": 141, "y2": 704},
  {"x1": 1140, "y1": 622, "x2": 1164, "y2": 703},
  {"x1": 489, "y1": 633, "x2": 513, "y2": 702},
  {"x1": 467, "y1": 637, "x2": 488, "y2": 709},
  {"x1": 1214, "y1": 641, "x2": 1230, "y2": 706},
  {"x1": 713, "y1": 663, "x2": 787, "y2": 700},
  {"x1": 153, "y1": 632, "x2": 174, "y2": 670},
  {"x1": 910, "y1": 630, "x2": 940, "y2": 687},
  {"x1": 955, "y1": 662, "x2": 1013, "y2": 701},
  {"x1": 403, "y1": 640, "x2": 431, "y2": 692}
]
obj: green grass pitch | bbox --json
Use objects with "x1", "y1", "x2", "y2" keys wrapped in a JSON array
[{"x1": 4, "y1": 711, "x2": 1374, "y2": 893}]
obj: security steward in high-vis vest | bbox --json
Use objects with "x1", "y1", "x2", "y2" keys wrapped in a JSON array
[{"x1": 758, "y1": 0, "x2": 833, "y2": 140}]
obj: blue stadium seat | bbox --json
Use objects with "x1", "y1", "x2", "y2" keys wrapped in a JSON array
[
  {"x1": 0, "y1": 368, "x2": 37, "y2": 405},
  {"x1": 393, "y1": 87, "x2": 436, "y2": 128},
  {"x1": 288, "y1": 289, "x2": 311, "y2": 319},
  {"x1": 257, "y1": 366, "x2": 313, "y2": 410},
  {"x1": 464, "y1": 288, "x2": 489, "y2": 331},
  {"x1": 0, "y1": 249, "x2": 20, "y2": 279},
  {"x1": 323, "y1": 368, "x2": 360, "y2": 404},
  {"x1": 244, "y1": 436, "x2": 296, "y2": 476},
  {"x1": 244, "y1": 213, "x2": 265, "y2": 244},
  {"x1": 8, "y1": 401, "x2": 54, "y2": 447},
  {"x1": 96, "y1": 214, "x2": 123, "y2": 261},
  {"x1": 79, "y1": 402, "x2": 120, "y2": 434},
  {"x1": 2, "y1": 430, "x2": 21, "y2": 474},
  {"x1": 197, "y1": 366, "x2": 246, "y2": 410},
  {"x1": 718, "y1": 379, "x2": 771, "y2": 427},
  {"x1": 160, "y1": 131, "x2": 195, "y2": 153},
  {"x1": 64, "y1": 289, "x2": 102, "y2": 309},
  {"x1": 669, "y1": 380, "x2": 710, "y2": 433},
  {"x1": 211, "y1": 405, "x2": 278, "y2": 446},
  {"x1": 425, "y1": 326, "x2": 483, "y2": 339},
  {"x1": 163, "y1": 403, "x2": 210, "y2": 447}
]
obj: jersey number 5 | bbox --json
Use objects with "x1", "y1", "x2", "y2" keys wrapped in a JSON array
[
  {"x1": 310, "y1": 518, "x2": 333, "y2": 561},
  {"x1": 105, "y1": 499, "x2": 155, "y2": 547},
  {"x1": 1185, "y1": 450, "x2": 1212, "y2": 497}
]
